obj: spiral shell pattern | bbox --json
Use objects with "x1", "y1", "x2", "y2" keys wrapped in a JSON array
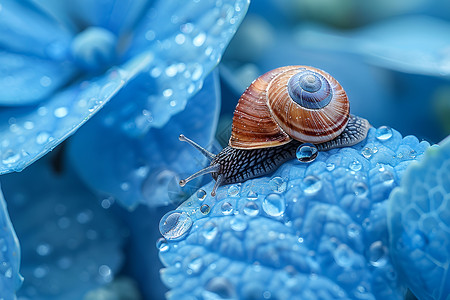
[{"x1": 230, "y1": 66, "x2": 350, "y2": 149}]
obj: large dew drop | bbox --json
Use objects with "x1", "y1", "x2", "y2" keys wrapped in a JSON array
[
  {"x1": 296, "y1": 143, "x2": 318, "y2": 163},
  {"x1": 302, "y1": 175, "x2": 322, "y2": 195},
  {"x1": 262, "y1": 194, "x2": 286, "y2": 217},
  {"x1": 376, "y1": 126, "x2": 393, "y2": 141},
  {"x1": 159, "y1": 210, "x2": 193, "y2": 240}
]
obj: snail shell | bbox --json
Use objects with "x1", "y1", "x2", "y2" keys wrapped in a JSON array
[{"x1": 230, "y1": 66, "x2": 349, "y2": 149}]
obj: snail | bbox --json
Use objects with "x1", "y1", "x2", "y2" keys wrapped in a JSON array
[{"x1": 179, "y1": 66, "x2": 370, "y2": 196}]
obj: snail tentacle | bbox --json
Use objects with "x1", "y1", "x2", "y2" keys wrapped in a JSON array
[
  {"x1": 211, "y1": 174, "x2": 224, "y2": 197},
  {"x1": 179, "y1": 164, "x2": 220, "y2": 187},
  {"x1": 179, "y1": 134, "x2": 216, "y2": 160}
]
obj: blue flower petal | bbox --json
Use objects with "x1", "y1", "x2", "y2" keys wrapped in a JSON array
[
  {"x1": 0, "y1": 52, "x2": 153, "y2": 174},
  {"x1": 0, "y1": 187, "x2": 22, "y2": 299},
  {"x1": 0, "y1": 1, "x2": 73, "y2": 59},
  {"x1": 158, "y1": 127, "x2": 431, "y2": 300},
  {"x1": 118, "y1": 205, "x2": 172, "y2": 299},
  {"x1": 67, "y1": 0, "x2": 152, "y2": 36},
  {"x1": 1, "y1": 157, "x2": 125, "y2": 300},
  {"x1": 388, "y1": 135, "x2": 450, "y2": 300},
  {"x1": 112, "y1": 0, "x2": 249, "y2": 135},
  {"x1": 0, "y1": 51, "x2": 77, "y2": 105},
  {"x1": 296, "y1": 16, "x2": 450, "y2": 76},
  {"x1": 68, "y1": 71, "x2": 221, "y2": 209}
]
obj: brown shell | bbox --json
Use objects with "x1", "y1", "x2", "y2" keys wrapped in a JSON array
[{"x1": 229, "y1": 66, "x2": 350, "y2": 149}]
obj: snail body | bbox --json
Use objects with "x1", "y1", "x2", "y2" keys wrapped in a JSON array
[{"x1": 179, "y1": 66, "x2": 370, "y2": 196}]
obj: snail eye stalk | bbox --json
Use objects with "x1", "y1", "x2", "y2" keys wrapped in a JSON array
[
  {"x1": 178, "y1": 134, "x2": 221, "y2": 196},
  {"x1": 179, "y1": 134, "x2": 216, "y2": 160}
]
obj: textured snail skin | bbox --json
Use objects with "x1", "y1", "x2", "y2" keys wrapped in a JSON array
[{"x1": 212, "y1": 115, "x2": 370, "y2": 185}]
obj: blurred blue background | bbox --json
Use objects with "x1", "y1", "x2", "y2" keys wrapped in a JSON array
[{"x1": 0, "y1": 0, "x2": 449, "y2": 299}]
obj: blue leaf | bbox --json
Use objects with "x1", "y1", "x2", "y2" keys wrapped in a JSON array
[
  {"x1": 68, "y1": 71, "x2": 221, "y2": 209},
  {"x1": 388, "y1": 135, "x2": 450, "y2": 300},
  {"x1": 1, "y1": 157, "x2": 126, "y2": 300},
  {"x1": 158, "y1": 127, "x2": 431, "y2": 300}
]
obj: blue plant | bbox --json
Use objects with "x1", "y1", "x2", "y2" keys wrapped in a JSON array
[
  {"x1": 0, "y1": 0, "x2": 249, "y2": 179},
  {"x1": 388, "y1": 136, "x2": 450, "y2": 300},
  {"x1": 0, "y1": 186, "x2": 22, "y2": 300},
  {"x1": 158, "y1": 127, "x2": 432, "y2": 299},
  {"x1": 1, "y1": 157, "x2": 125, "y2": 300},
  {"x1": 0, "y1": 0, "x2": 250, "y2": 298}
]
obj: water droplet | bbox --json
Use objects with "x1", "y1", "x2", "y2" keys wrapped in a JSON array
[
  {"x1": 156, "y1": 238, "x2": 169, "y2": 252},
  {"x1": 230, "y1": 215, "x2": 248, "y2": 231},
  {"x1": 353, "y1": 182, "x2": 368, "y2": 197},
  {"x1": 191, "y1": 64, "x2": 203, "y2": 80},
  {"x1": 296, "y1": 143, "x2": 318, "y2": 163},
  {"x1": 221, "y1": 202, "x2": 233, "y2": 215},
  {"x1": 120, "y1": 182, "x2": 130, "y2": 191},
  {"x1": 0, "y1": 239, "x2": 7, "y2": 252},
  {"x1": 334, "y1": 244, "x2": 353, "y2": 268},
  {"x1": 243, "y1": 202, "x2": 259, "y2": 216},
  {"x1": 381, "y1": 171, "x2": 394, "y2": 186},
  {"x1": 175, "y1": 33, "x2": 186, "y2": 44},
  {"x1": 57, "y1": 216, "x2": 71, "y2": 229},
  {"x1": 200, "y1": 204, "x2": 211, "y2": 215},
  {"x1": 204, "y1": 277, "x2": 236, "y2": 299},
  {"x1": 376, "y1": 126, "x2": 393, "y2": 141},
  {"x1": 36, "y1": 131, "x2": 51, "y2": 144},
  {"x1": 2, "y1": 150, "x2": 20, "y2": 165},
  {"x1": 347, "y1": 224, "x2": 360, "y2": 238},
  {"x1": 349, "y1": 160, "x2": 362, "y2": 171},
  {"x1": 361, "y1": 147, "x2": 372, "y2": 158},
  {"x1": 269, "y1": 177, "x2": 287, "y2": 193},
  {"x1": 54, "y1": 107, "x2": 68, "y2": 118},
  {"x1": 228, "y1": 185, "x2": 240, "y2": 197},
  {"x1": 202, "y1": 221, "x2": 219, "y2": 240},
  {"x1": 23, "y1": 121, "x2": 34, "y2": 130},
  {"x1": 58, "y1": 257, "x2": 72, "y2": 269},
  {"x1": 326, "y1": 163, "x2": 335, "y2": 171},
  {"x1": 98, "y1": 265, "x2": 112, "y2": 283},
  {"x1": 193, "y1": 32, "x2": 206, "y2": 47},
  {"x1": 159, "y1": 210, "x2": 193, "y2": 240},
  {"x1": 197, "y1": 189, "x2": 207, "y2": 201},
  {"x1": 36, "y1": 243, "x2": 52, "y2": 256},
  {"x1": 369, "y1": 241, "x2": 388, "y2": 267},
  {"x1": 246, "y1": 191, "x2": 258, "y2": 200},
  {"x1": 188, "y1": 257, "x2": 204, "y2": 274},
  {"x1": 4, "y1": 267, "x2": 12, "y2": 278},
  {"x1": 163, "y1": 88, "x2": 173, "y2": 97},
  {"x1": 101, "y1": 197, "x2": 114, "y2": 209},
  {"x1": 302, "y1": 176, "x2": 322, "y2": 195},
  {"x1": 40, "y1": 76, "x2": 52, "y2": 87},
  {"x1": 262, "y1": 194, "x2": 286, "y2": 217},
  {"x1": 33, "y1": 265, "x2": 48, "y2": 278}
]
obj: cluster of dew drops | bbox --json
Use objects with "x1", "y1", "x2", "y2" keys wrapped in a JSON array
[
  {"x1": 157, "y1": 126, "x2": 399, "y2": 251},
  {"x1": 157, "y1": 176, "x2": 289, "y2": 249}
]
